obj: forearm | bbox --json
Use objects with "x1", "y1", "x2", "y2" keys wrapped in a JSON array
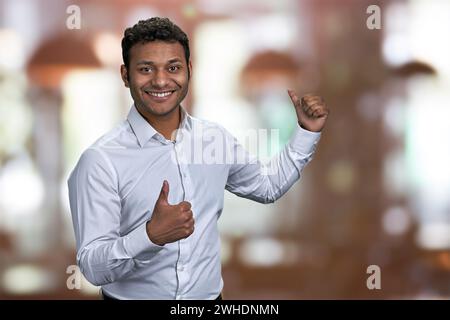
[
  {"x1": 77, "y1": 240, "x2": 136, "y2": 286},
  {"x1": 226, "y1": 124, "x2": 321, "y2": 203},
  {"x1": 76, "y1": 221, "x2": 163, "y2": 286}
]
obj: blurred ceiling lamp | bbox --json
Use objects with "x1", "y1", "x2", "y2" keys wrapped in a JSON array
[
  {"x1": 390, "y1": 60, "x2": 437, "y2": 78},
  {"x1": 239, "y1": 50, "x2": 318, "y2": 101},
  {"x1": 241, "y1": 51, "x2": 301, "y2": 89},
  {"x1": 27, "y1": 33, "x2": 101, "y2": 89}
]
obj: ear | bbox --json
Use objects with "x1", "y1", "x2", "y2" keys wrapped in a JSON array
[
  {"x1": 188, "y1": 60, "x2": 193, "y2": 80},
  {"x1": 120, "y1": 64, "x2": 130, "y2": 88}
]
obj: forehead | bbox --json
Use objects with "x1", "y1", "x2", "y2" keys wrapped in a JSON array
[{"x1": 129, "y1": 40, "x2": 186, "y2": 64}]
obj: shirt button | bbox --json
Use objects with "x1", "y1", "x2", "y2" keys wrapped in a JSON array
[
  {"x1": 176, "y1": 295, "x2": 182, "y2": 300},
  {"x1": 177, "y1": 265, "x2": 184, "y2": 271}
]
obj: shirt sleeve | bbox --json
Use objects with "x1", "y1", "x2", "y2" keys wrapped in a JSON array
[
  {"x1": 68, "y1": 148, "x2": 164, "y2": 286},
  {"x1": 225, "y1": 123, "x2": 321, "y2": 203}
]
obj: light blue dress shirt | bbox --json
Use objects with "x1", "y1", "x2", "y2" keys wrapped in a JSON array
[{"x1": 68, "y1": 105, "x2": 321, "y2": 299}]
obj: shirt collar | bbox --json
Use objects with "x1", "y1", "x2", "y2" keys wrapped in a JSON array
[{"x1": 127, "y1": 104, "x2": 191, "y2": 147}]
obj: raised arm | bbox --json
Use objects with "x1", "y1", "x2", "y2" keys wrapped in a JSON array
[{"x1": 225, "y1": 90, "x2": 329, "y2": 203}]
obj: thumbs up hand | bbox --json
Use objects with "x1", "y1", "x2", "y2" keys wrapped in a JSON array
[
  {"x1": 146, "y1": 180, "x2": 194, "y2": 246},
  {"x1": 288, "y1": 89, "x2": 329, "y2": 132}
]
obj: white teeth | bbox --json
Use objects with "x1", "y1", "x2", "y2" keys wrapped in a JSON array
[{"x1": 147, "y1": 91, "x2": 172, "y2": 98}]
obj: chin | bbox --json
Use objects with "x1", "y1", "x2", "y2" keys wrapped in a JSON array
[{"x1": 146, "y1": 103, "x2": 179, "y2": 117}]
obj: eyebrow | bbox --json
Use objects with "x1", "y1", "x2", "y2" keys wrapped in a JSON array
[{"x1": 136, "y1": 58, "x2": 183, "y2": 66}]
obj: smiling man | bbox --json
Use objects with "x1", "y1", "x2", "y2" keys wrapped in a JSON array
[{"x1": 68, "y1": 17, "x2": 329, "y2": 300}]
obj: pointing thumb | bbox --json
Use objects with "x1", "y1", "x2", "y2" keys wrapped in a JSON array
[
  {"x1": 157, "y1": 180, "x2": 169, "y2": 205},
  {"x1": 287, "y1": 89, "x2": 301, "y2": 107}
]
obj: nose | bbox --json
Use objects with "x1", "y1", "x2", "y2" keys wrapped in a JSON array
[{"x1": 151, "y1": 70, "x2": 169, "y2": 88}]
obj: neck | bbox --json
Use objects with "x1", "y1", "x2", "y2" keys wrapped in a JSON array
[{"x1": 140, "y1": 105, "x2": 181, "y2": 141}]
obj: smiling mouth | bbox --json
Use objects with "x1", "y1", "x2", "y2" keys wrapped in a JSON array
[{"x1": 144, "y1": 90, "x2": 175, "y2": 98}]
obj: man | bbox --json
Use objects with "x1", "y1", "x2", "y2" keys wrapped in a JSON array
[{"x1": 68, "y1": 17, "x2": 329, "y2": 300}]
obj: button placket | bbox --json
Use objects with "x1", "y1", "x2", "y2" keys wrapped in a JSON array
[{"x1": 173, "y1": 140, "x2": 191, "y2": 297}]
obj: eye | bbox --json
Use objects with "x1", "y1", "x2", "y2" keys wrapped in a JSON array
[
  {"x1": 168, "y1": 65, "x2": 181, "y2": 73},
  {"x1": 140, "y1": 67, "x2": 152, "y2": 73}
]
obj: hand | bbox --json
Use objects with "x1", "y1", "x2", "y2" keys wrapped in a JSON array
[
  {"x1": 146, "y1": 180, "x2": 194, "y2": 246},
  {"x1": 288, "y1": 89, "x2": 330, "y2": 132}
]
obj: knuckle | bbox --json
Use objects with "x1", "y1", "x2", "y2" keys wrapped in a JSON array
[
  {"x1": 181, "y1": 201, "x2": 191, "y2": 211},
  {"x1": 183, "y1": 211, "x2": 192, "y2": 221}
]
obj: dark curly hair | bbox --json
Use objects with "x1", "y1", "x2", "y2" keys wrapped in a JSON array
[{"x1": 121, "y1": 17, "x2": 190, "y2": 70}]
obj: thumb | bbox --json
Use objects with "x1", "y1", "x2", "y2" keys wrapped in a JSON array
[
  {"x1": 157, "y1": 180, "x2": 169, "y2": 205},
  {"x1": 287, "y1": 89, "x2": 304, "y2": 120},
  {"x1": 287, "y1": 89, "x2": 300, "y2": 105}
]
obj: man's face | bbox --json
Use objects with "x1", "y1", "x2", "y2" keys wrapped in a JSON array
[{"x1": 121, "y1": 40, "x2": 191, "y2": 118}]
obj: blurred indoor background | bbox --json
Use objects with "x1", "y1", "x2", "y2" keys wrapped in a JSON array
[{"x1": 0, "y1": 0, "x2": 449, "y2": 299}]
